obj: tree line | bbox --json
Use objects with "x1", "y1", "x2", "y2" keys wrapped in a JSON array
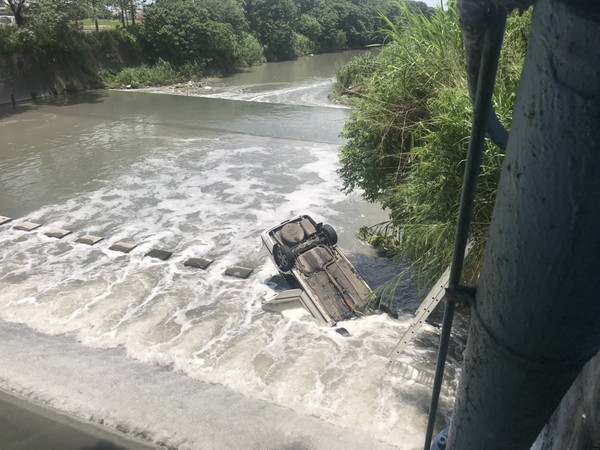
[{"x1": 2, "y1": 0, "x2": 433, "y2": 71}]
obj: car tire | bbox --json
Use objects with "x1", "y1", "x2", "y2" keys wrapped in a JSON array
[
  {"x1": 273, "y1": 243, "x2": 295, "y2": 272},
  {"x1": 320, "y1": 224, "x2": 338, "y2": 246}
]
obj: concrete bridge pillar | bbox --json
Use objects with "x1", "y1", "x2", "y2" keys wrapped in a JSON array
[{"x1": 447, "y1": 0, "x2": 600, "y2": 448}]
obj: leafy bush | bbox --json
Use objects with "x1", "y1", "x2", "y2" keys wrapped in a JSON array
[
  {"x1": 0, "y1": 27, "x2": 36, "y2": 54},
  {"x1": 99, "y1": 58, "x2": 207, "y2": 88},
  {"x1": 338, "y1": 0, "x2": 531, "y2": 287},
  {"x1": 85, "y1": 27, "x2": 141, "y2": 53},
  {"x1": 236, "y1": 32, "x2": 265, "y2": 66},
  {"x1": 293, "y1": 32, "x2": 314, "y2": 56}
]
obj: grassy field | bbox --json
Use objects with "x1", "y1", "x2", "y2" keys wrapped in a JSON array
[{"x1": 82, "y1": 19, "x2": 121, "y2": 30}]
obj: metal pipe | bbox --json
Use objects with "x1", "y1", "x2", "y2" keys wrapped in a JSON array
[
  {"x1": 423, "y1": 7, "x2": 507, "y2": 450},
  {"x1": 447, "y1": 0, "x2": 600, "y2": 448},
  {"x1": 458, "y1": 0, "x2": 534, "y2": 149}
]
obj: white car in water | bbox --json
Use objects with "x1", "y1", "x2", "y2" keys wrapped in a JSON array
[{"x1": 261, "y1": 214, "x2": 377, "y2": 325}]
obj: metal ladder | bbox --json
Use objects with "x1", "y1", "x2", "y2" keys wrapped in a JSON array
[{"x1": 388, "y1": 267, "x2": 450, "y2": 363}]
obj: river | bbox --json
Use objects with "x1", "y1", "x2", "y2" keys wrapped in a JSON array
[{"x1": 0, "y1": 52, "x2": 458, "y2": 449}]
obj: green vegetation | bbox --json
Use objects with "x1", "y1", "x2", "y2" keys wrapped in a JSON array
[
  {"x1": 336, "y1": 1, "x2": 531, "y2": 288},
  {"x1": 1, "y1": 0, "x2": 435, "y2": 88},
  {"x1": 81, "y1": 19, "x2": 120, "y2": 30},
  {"x1": 143, "y1": 0, "x2": 263, "y2": 68},
  {"x1": 100, "y1": 59, "x2": 206, "y2": 88}
]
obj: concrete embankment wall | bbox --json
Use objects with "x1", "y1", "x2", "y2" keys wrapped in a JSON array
[
  {"x1": 0, "y1": 37, "x2": 143, "y2": 106},
  {"x1": 0, "y1": 54, "x2": 101, "y2": 105}
]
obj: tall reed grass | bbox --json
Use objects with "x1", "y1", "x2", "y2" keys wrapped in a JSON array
[{"x1": 338, "y1": 0, "x2": 531, "y2": 292}]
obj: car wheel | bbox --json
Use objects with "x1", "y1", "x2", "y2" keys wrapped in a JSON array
[
  {"x1": 320, "y1": 224, "x2": 338, "y2": 246},
  {"x1": 273, "y1": 244, "x2": 295, "y2": 272}
]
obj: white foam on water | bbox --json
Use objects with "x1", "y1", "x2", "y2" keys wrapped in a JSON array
[
  {"x1": 139, "y1": 79, "x2": 350, "y2": 109},
  {"x1": 0, "y1": 320, "x2": 402, "y2": 450}
]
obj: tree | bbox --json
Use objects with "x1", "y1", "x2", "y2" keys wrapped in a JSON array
[
  {"x1": 6, "y1": 0, "x2": 28, "y2": 26},
  {"x1": 144, "y1": 0, "x2": 262, "y2": 68},
  {"x1": 245, "y1": 0, "x2": 298, "y2": 60},
  {"x1": 198, "y1": 0, "x2": 248, "y2": 31},
  {"x1": 85, "y1": 0, "x2": 111, "y2": 31},
  {"x1": 298, "y1": 13, "x2": 321, "y2": 47},
  {"x1": 114, "y1": 0, "x2": 134, "y2": 27}
]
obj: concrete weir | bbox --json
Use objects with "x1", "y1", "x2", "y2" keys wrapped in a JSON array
[
  {"x1": 0, "y1": 214, "x2": 261, "y2": 283},
  {"x1": 44, "y1": 228, "x2": 72, "y2": 239},
  {"x1": 184, "y1": 257, "x2": 213, "y2": 270},
  {"x1": 224, "y1": 265, "x2": 254, "y2": 279},
  {"x1": 108, "y1": 241, "x2": 137, "y2": 254},
  {"x1": 75, "y1": 234, "x2": 103, "y2": 246},
  {"x1": 145, "y1": 249, "x2": 173, "y2": 261},
  {"x1": 13, "y1": 221, "x2": 42, "y2": 232}
]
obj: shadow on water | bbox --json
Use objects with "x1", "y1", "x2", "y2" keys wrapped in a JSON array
[
  {"x1": 0, "y1": 91, "x2": 108, "y2": 121},
  {"x1": 0, "y1": 101, "x2": 34, "y2": 121},
  {"x1": 80, "y1": 440, "x2": 129, "y2": 450}
]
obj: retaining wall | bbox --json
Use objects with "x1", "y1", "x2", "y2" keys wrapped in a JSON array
[
  {"x1": 0, "y1": 53, "x2": 100, "y2": 105},
  {"x1": 0, "y1": 37, "x2": 142, "y2": 105}
]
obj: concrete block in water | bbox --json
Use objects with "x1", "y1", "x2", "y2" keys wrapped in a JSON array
[
  {"x1": 335, "y1": 327, "x2": 351, "y2": 337},
  {"x1": 14, "y1": 221, "x2": 41, "y2": 232},
  {"x1": 184, "y1": 257, "x2": 213, "y2": 270},
  {"x1": 0, "y1": 216, "x2": 12, "y2": 225},
  {"x1": 76, "y1": 234, "x2": 103, "y2": 246},
  {"x1": 145, "y1": 249, "x2": 173, "y2": 261},
  {"x1": 109, "y1": 241, "x2": 137, "y2": 254},
  {"x1": 44, "y1": 228, "x2": 72, "y2": 239},
  {"x1": 224, "y1": 265, "x2": 254, "y2": 279}
]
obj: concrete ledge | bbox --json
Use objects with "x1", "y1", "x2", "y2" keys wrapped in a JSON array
[
  {"x1": 184, "y1": 257, "x2": 213, "y2": 270},
  {"x1": 44, "y1": 228, "x2": 72, "y2": 239},
  {"x1": 0, "y1": 216, "x2": 12, "y2": 226},
  {"x1": 76, "y1": 234, "x2": 103, "y2": 246},
  {"x1": 108, "y1": 242, "x2": 137, "y2": 254},
  {"x1": 14, "y1": 222, "x2": 41, "y2": 232},
  {"x1": 145, "y1": 249, "x2": 172, "y2": 261},
  {"x1": 224, "y1": 266, "x2": 254, "y2": 279}
]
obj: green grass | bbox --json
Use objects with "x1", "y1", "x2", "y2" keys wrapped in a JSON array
[{"x1": 81, "y1": 19, "x2": 121, "y2": 30}]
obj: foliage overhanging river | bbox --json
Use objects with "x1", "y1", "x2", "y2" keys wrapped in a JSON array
[{"x1": 0, "y1": 52, "x2": 460, "y2": 449}]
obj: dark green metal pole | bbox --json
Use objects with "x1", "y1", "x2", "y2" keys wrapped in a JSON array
[
  {"x1": 447, "y1": 0, "x2": 600, "y2": 448},
  {"x1": 423, "y1": 8, "x2": 506, "y2": 450}
]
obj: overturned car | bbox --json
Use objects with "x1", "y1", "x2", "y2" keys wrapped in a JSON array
[{"x1": 261, "y1": 214, "x2": 376, "y2": 325}]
